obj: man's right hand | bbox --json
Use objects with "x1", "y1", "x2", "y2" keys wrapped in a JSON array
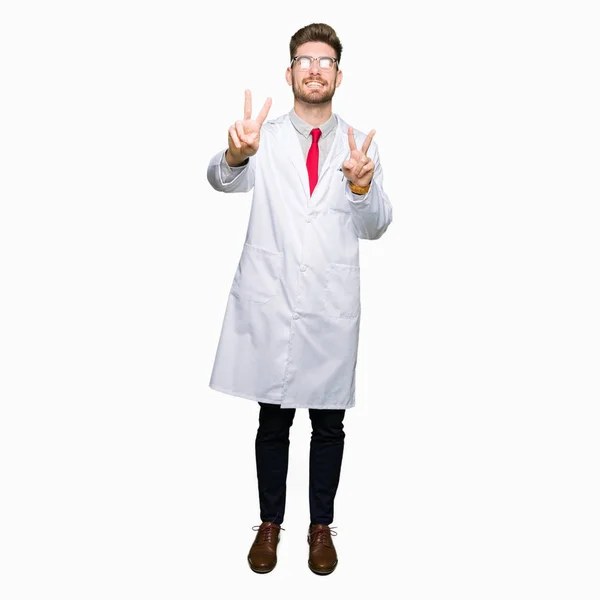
[{"x1": 226, "y1": 89, "x2": 272, "y2": 166}]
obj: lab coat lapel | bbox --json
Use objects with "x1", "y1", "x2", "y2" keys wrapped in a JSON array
[
  {"x1": 282, "y1": 117, "x2": 310, "y2": 197},
  {"x1": 321, "y1": 119, "x2": 349, "y2": 179},
  {"x1": 310, "y1": 119, "x2": 349, "y2": 205}
]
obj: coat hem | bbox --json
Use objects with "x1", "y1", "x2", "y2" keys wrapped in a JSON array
[{"x1": 208, "y1": 383, "x2": 355, "y2": 410}]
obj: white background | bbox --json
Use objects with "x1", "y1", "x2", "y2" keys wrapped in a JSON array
[{"x1": 1, "y1": 0, "x2": 599, "y2": 597}]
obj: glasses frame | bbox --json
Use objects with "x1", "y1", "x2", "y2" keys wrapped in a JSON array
[{"x1": 290, "y1": 55, "x2": 339, "y2": 71}]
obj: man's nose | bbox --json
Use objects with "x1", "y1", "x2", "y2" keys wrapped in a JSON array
[{"x1": 309, "y1": 59, "x2": 320, "y2": 75}]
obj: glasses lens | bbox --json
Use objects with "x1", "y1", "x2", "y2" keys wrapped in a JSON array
[{"x1": 295, "y1": 56, "x2": 335, "y2": 70}]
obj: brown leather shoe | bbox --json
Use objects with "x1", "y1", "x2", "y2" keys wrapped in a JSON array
[
  {"x1": 307, "y1": 524, "x2": 338, "y2": 575},
  {"x1": 247, "y1": 522, "x2": 283, "y2": 574}
]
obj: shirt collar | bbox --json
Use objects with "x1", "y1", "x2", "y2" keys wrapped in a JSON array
[{"x1": 289, "y1": 109, "x2": 337, "y2": 139}]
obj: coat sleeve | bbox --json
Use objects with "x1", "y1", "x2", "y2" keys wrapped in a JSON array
[
  {"x1": 206, "y1": 150, "x2": 256, "y2": 193},
  {"x1": 344, "y1": 143, "x2": 393, "y2": 240}
]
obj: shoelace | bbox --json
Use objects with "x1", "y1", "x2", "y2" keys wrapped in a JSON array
[
  {"x1": 308, "y1": 526, "x2": 337, "y2": 547},
  {"x1": 251, "y1": 522, "x2": 285, "y2": 545}
]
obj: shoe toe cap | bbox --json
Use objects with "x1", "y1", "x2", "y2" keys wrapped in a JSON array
[{"x1": 249, "y1": 551, "x2": 276, "y2": 569}]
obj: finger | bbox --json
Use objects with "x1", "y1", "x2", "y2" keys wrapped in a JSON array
[
  {"x1": 357, "y1": 160, "x2": 375, "y2": 179},
  {"x1": 343, "y1": 159, "x2": 356, "y2": 171},
  {"x1": 256, "y1": 97, "x2": 272, "y2": 126},
  {"x1": 244, "y1": 89, "x2": 252, "y2": 121},
  {"x1": 235, "y1": 120, "x2": 245, "y2": 143},
  {"x1": 361, "y1": 129, "x2": 376, "y2": 155},
  {"x1": 347, "y1": 126, "x2": 357, "y2": 152},
  {"x1": 353, "y1": 154, "x2": 369, "y2": 174},
  {"x1": 245, "y1": 131, "x2": 258, "y2": 147},
  {"x1": 229, "y1": 125, "x2": 242, "y2": 149}
]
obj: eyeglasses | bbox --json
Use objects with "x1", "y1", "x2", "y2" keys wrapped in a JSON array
[{"x1": 291, "y1": 55, "x2": 338, "y2": 71}]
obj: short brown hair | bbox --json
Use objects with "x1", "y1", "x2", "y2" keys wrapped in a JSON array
[{"x1": 289, "y1": 23, "x2": 343, "y2": 64}]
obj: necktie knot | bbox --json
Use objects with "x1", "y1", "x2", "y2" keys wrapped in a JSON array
[{"x1": 310, "y1": 128, "x2": 322, "y2": 143}]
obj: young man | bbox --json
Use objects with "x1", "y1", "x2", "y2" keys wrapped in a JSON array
[{"x1": 206, "y1": 23, "x2": 392, "y2": 575}]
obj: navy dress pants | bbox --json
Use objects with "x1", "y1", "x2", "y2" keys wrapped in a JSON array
[{"x1": 255, "y1": 401, "x2": 345, "y2": 526}]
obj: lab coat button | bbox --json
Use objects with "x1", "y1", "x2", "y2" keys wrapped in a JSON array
[
  {"x1": 300, "y1": 264, "x2": 307, "y2": 272},
  {"x1": 305, "y1": 217, "x2": 312, "y2": 223},
  {"x1": 293, "y1": 313, "x2": 300, "y2": 320}
]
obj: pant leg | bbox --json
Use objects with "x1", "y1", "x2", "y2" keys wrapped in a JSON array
[
  {"x1": 255, "y1": 402, "x2": 296, "y2": 525},
  {"x1": 308, "y1": 407, "x2": 346, "y2": 525}
]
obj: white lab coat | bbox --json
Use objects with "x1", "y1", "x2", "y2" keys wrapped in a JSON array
[{"x1": 206, "y1": 113, "x2": 392, "y2": 409}]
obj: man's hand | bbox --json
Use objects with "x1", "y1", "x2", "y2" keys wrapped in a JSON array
[
  {"x1": 342, "y1": 126, "x2": 376, "y2": 188},
  {"x1": 226, "y1": 89, "x2": 272, "y2": 166}
]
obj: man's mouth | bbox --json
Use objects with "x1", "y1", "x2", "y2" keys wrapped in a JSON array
[{"x1": 305, "y1": 80, "x2": 325, "y2": 88}]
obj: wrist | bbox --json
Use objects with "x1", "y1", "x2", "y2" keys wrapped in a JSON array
[
  {"x1": 225, "y1": 149, "x2": 248, "y2": 167},
  {"x1": 348, "y1": 181, "x2": 371, "y2": 195}
]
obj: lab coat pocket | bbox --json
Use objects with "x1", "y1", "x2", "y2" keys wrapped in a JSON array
[
  {"x1": 231, "y1": 243, "x2": 283, "y2": 303},
  {"x1": 324, "y1": 263, "x2": 360, "y2": 318}
]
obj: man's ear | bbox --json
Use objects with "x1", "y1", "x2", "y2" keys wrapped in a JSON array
[
  {"x1": 335, "y1": 68, "x2": 343, "y2": 88},
  {"x1": 285, "y1": 67, "x2": 292, "y2": 86}
]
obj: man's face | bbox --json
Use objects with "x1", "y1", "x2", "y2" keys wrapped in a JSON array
[{"x1": 286, "y1": 41, "x2": 343, "y2": 105}]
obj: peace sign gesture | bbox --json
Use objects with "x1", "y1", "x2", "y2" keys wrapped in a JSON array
[
  {"x1": 342, "y1": 126, "x2": 376, "y2": 188},
  {"x1": 226, "y1": 89, "x2": 272, "y2": 166}
]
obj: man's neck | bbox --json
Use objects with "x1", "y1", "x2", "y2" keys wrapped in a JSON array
[{"x1": 293, "y1": 101, "x2": 333, "y2": 126}]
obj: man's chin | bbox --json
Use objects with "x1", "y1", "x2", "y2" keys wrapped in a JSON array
[
  {"x1": 295, "y1": 90, "x2": 334, "y2": 105},
  {"x1": 305, "y1": 96, "x2": 328, "y2": 105}
]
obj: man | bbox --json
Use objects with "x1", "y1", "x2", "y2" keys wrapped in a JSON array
[{"x1": 206, "y1": 23, "x2": 392, "y2": 575}]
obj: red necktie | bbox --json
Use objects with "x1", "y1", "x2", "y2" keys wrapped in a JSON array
[{"x1": 306, "y1": 128, "x2": 322, "y2": 196}]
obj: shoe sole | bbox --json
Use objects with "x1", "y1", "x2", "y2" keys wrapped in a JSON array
[
  {"x1": 248, "y1": 556, "x2": 277, "y2": 574},
  {"x1": 308, "y1": 559, "x2": 338, "y2": 575}
]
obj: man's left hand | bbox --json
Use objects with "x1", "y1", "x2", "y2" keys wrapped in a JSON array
[{"x1": 342, "y1": 127, "x2": 376, "y2": 188}]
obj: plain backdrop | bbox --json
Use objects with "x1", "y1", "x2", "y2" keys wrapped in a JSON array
[{"x1": 1, "y1": 0, "x2": 599, "y2": 598}]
